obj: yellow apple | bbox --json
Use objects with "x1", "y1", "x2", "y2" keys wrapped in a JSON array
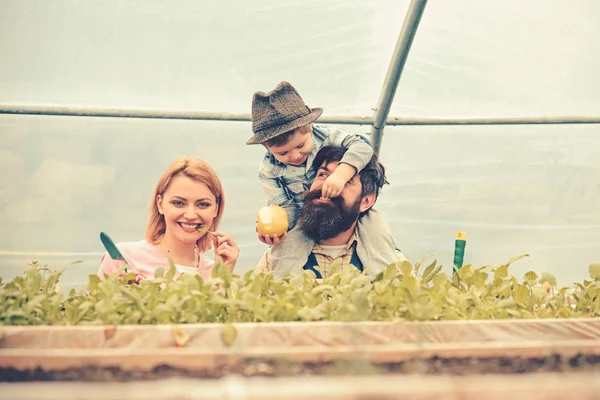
[{"x1": 256, "y1": 205, "x2": 289, "y2": 236}]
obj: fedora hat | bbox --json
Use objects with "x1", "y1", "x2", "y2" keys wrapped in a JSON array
[{"x1": 246, "y1": 81, "x2": 323, "y2": 145}]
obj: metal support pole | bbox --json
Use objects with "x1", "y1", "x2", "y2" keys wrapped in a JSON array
[
  {"x1": 370, "y1": 0, "x2": 428, "y2": 154},
  {"x1": 0, "y1": 105, "x2": 254, "y2": 122},
  {"x1": 382, "y1": 116, "x2": 600, "y2": 126},
  {"x1": 1, "y1": 105, "x2": 599, "y2": 126},
  {"x1": 0, "y1": 104, "x2": 370, "y2": 124}
]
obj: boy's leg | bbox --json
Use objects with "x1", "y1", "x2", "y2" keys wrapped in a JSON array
[
  {"x1": 269, "y1": 226, "x2": 314, "y2": 278},
  {"x1": 355, "y1": 208, "x2": 406, "y2": 278}
]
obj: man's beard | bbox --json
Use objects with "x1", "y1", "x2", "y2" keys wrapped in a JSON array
[{"x1": 297, "y1": 189, "x2": 361, "y2": 242}]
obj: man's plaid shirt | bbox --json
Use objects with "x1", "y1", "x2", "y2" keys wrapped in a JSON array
[{"x1": 255, "y1": 232, "x2": 406, "y2": 278}]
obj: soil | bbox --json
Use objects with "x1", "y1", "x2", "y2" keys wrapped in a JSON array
[{"x1": 1, "y1": 353, "x2": 599, "y2": 382}]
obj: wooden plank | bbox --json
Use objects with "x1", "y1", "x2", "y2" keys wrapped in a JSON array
[
  {"x1": 2, "y1": 340, "x2": 599, "y2": 371},
  {"x1": 2, "y1": 318, "x2": 600, "y2": 351}
]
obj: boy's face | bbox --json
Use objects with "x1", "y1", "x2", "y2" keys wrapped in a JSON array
[{"x1": 266, "y1": 127, "x2": 314, "y2": 166}]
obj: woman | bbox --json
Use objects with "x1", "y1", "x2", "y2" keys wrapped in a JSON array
[{"x1": 98, "y1": 156, "x2": 240, "y2": 280}]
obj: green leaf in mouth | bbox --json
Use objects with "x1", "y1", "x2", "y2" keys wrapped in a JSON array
[{"x1": 196, "y1": 224, "x2": 208, "y2": 233}]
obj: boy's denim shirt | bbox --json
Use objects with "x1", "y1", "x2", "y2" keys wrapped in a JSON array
[{"x1": 258, "y1": 124, "x2": 373, "y2": 229}]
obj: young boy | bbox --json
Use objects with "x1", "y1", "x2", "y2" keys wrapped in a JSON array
[{"x1": 246, "y1": 81, "x2": 400, "y2": 278}]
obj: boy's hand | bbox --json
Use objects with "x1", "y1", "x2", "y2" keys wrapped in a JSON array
[
  {"x1": 321, "y1": 172, "x2": 346, "y2": 199},
  {"x1": 257, "y1": 227, "x2": 287, "y2": 246},
  {"x1": 321, "y1": 162, "x2": 358, "y2": 199}
]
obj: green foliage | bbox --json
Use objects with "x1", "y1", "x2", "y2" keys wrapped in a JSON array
[{"x1": 1, "y1": 256, "x2": 599, "y2": 330}]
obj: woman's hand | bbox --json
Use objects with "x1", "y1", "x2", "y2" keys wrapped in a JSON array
[
  {"x1": 211, "y1": 232, "x2": 240, "y2": 272},
  {"x1": 118, "y1": 271, "x2": 143, "y2": 285}
]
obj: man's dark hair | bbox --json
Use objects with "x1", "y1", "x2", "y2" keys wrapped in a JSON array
[{"x1": 311, "y1": 145, "x2": 389, "y2": 199}]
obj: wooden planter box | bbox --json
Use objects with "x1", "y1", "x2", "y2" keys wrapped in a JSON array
[{"x1": 2, "y1": 318, "x2": 600, "y2": 399}]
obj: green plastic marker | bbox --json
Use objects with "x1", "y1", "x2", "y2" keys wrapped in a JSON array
[{"x1": 453, "y1": 231, "x2": 467, "y2": 274}]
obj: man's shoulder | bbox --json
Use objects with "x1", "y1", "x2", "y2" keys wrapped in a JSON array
[
  {"x1": 254, "y1": 247, "x2": 273, "y2": 275},
  {"x1": 395, "y1": 249, "x2": 409, "y2": 262}
]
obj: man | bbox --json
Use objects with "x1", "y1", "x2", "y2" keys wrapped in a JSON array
[
  {"x1": 247, "y1": 81, "x2": 399, "y2": 276},
  {"x1": 255, "y1": 145, "x2": 407, "y2": 279}
]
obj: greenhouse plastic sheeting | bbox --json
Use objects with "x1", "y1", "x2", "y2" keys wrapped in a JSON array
[{"x1": 1, "y1": 0, "x2": 599, "y2": 290}]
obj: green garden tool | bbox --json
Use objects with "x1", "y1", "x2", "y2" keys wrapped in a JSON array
[
  {"x1": 100, "y1": 232, "x2": 130, "y2": 273},
  {"x1": 453, "y1": 231, "x2": 466, "y2": 274}
]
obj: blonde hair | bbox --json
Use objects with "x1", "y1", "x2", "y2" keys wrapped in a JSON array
[{"x1": 145, "y1": 156, "x2": 225, "y2": 252}]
